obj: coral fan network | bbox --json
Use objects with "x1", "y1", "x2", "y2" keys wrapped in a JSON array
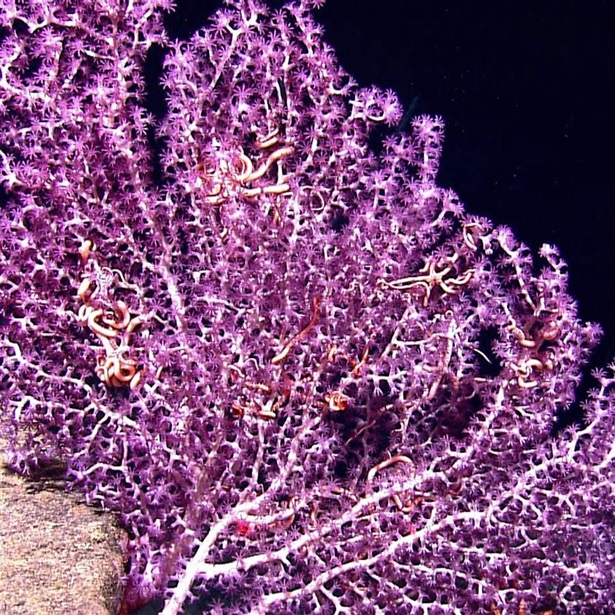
[{"x1": 0, "y1": 0, "x2": 613, "y2": 613}]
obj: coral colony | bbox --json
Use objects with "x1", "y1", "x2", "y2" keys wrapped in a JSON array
[{"x1": 0, "y1": 0, "x2": 614, "y2": 613}]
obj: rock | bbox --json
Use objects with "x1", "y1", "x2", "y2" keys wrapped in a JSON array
[{"x1": 0, "y1": 450, "x2": 125, "y2": 615}]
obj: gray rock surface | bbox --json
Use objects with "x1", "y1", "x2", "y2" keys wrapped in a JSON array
[{"x1": 0, "y1": 450, "x2": 125, "y2": 615}]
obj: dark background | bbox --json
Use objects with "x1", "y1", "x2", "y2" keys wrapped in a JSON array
[{"x1": 162, "y1": 0, "x2": 615, "y2": 374}]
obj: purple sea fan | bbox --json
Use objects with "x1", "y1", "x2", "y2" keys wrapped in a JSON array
[{"x1": 0, "y1": 0, "x2": 614, "y2": 613}]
